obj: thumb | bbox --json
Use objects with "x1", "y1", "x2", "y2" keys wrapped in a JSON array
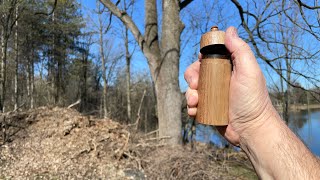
[{"x1": 225, "y1": 27, "x2": 260, "y2": 75}]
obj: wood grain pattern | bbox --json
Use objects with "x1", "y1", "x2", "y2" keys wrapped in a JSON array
[
  {"x1": 200, "y1": 30, "x2": 225, "y2": 49},
  {"x1": 196, "y1": 58, "x2": 231, "y2": 126}
]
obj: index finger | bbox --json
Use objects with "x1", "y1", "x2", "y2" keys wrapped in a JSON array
[{"x1": 184, "y1": 60, "x2": 201, "y2": 89}]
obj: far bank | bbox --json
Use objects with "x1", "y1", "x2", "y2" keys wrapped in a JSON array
[{"x1": 275, "y1": 104, "x2": 320, "y2": 112}]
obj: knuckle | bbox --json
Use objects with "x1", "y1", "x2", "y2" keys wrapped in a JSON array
[
  {"x1": 184, "y1": 68, "x2": 191, "y2": 81},
  {"x1": 185, "y1": 88, "x2": 190, "y2": 98}
]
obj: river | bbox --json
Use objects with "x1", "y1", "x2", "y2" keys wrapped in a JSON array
[
  {"x1": 289, "y1": 109, "x2": 320, "y2": 156},
  {"x1": 195, "y1": 109, "x2": 320, "y2": 156}
]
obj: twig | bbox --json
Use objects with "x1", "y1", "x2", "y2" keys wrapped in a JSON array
[
  {"x1": 68, "y1": 99, "x2": 81, "y2": 109},
  {"x1": 144, "y1": 129, "x2": 159, "y2": 137},
  {"x1": 13, "y1": 102, "x2": 26, "y2": 112},
  {"x1": 135, "y1": 143, "x2": 167, "y2": 148},
  {"x1": 145, "y1": 136, "x2": 171, "y2": 141},
  {"x1": 128, "y1": 89, "x2": 146, "y2": 130}
]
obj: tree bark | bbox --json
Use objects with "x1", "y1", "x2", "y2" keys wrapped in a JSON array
[
  {"x1": 98, "y1": 4, "x2": 108, "y2": 118},
  {"x1": 284, "y1": 58, "x2": 291, "y2": 123},
  {"x1": 144, "y1": 0, "x2": 160, "y2": 75},
  {"x1": 157, "y1": 0, "x2": 183, "y2": 144},
  {"x1": 26, "y1": 36, "x2": 35, "y2": 109},
  {"x1": 80, "y1": 45, "x2": 88, "y2": 112},
  {"x1": 30, "y1": 51, "x2": 34, "y2": 109},
  {"x1": 14, "y1": 5, "x2": 18, "y2": 111},
  {"x1": 51, "y1": 11, "x2": 56, "y2": 105},
  {"x1": 100, "y1": 0, "x2": 183, "y2": 144},
  {"x1": 278, "y1": 62, "x2": 285, "y2": 120},
  {"x1": 27, "y1": 56, "x2": 30, "y2": 108},
  {"x1": 125, "y1": 27, "x2": 132, "y2": 123},
  {"x1": 0, "y1": 30, "x2": 8, "y2": 113}
]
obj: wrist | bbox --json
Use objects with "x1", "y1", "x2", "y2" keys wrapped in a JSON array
[
  {"x1": 238, "y1": 104, "x2": 320, "y2": 179},
  {"x1": 239, "y1": 104, "x2": 281, "y2": 147},
  {"x1": 239, "y1": 105, "x2": 284, "y2": 179},
  {"x1": 238, "y1": 98, "x2": 279, "y2": 144}
]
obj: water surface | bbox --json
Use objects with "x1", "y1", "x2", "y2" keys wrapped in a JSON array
[
  {"x1": 289, "y1": 109, "x2": 320, "y2": 156},
  {"x1": 195, "y1": 109, "x2": 320, "y2": 156}
]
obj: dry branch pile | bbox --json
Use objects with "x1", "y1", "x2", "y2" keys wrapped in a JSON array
[{"x1": 0, "y1": 107, "x2": 256, "y2": 179}]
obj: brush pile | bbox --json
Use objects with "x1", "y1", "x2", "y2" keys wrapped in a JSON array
[{"x1": 0, "y1": 107, "x2": 256, "y2": 179}]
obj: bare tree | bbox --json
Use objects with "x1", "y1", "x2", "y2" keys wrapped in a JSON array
[
  {"x1": 0, "y1": 0, "x2": 20, "y2": 112},
  {"x1": 272, "y1": 4, "x2": 301, "y2": 123},
  {"x1": 230, "y1": 0, "x2": 320, "y2": 104},
  {"x1": 97, "y1": 2, "x2": 109, "y2": 118},
  {"x1": 125, "y1": 26, "x2": 132, "y2": 122},
  {"x1": 121, "y1": 0, "x2": 136, "y2": 123},
  {"x1": 100, "y1": 0, "x2": 195, "y2": 144},
  {"x1": 77, "y1": 34, "x2": 94, "y2": 112},
  {"x1": 13, "y1": 3, "x2": 18, "y2": 111}
]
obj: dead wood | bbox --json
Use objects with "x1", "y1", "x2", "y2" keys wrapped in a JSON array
[{"x1": 0, "y1": 106, "x2": 256, "y2": 179}]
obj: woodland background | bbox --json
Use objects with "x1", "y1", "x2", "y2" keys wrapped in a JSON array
[{"x1": 0, "y1": 0, "x2": 320, "y2": 144}]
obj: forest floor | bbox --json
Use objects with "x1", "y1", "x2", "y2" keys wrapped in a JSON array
[{"x1": 0, "y1": 107, "x2": 257, "y2": 179}]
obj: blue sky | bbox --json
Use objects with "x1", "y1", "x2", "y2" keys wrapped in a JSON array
[
  {"x1": 79, "y1": 0, "x2": 238, "y2": 91},
  {"x1": 79, "y1": 0, "x2": 320, "y2": 92},
  {"x1": 80, "y1": 0, "x2": 151, "y2": 81}
]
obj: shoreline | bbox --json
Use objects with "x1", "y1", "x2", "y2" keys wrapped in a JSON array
[{"x1": 274, "y1": 104, "x2": 320, "y2": 112}]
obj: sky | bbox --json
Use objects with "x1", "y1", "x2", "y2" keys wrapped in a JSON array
[
  {"x1": 80, "y1": 0, "x2": 151, "y2": 82},
  {"x1": 78, "y1": 0, "x2": 320, "y2": 93},
  {"x1": 79, "y1": 0, "x2": 239, "y2": 92}
]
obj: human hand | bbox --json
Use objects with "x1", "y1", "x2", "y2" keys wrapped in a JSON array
[{"x1": 184, "y1": 27, "x2": 275, "y2": 146}]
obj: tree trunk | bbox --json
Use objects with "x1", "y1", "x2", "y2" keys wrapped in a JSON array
[
  {"x1": 283, "y1": 37, "x2": 291, "y2": 124},
  {"x1": 56, "y1": 56, "x2": 62, "y2": 104},
  {"x1": 14, "y1": 6, "x2": 19, "y2": 111},
  {"x1": 80, "y1": 49, "x2": 88, "y2": 112},
  {"x1": 125, "y1": 27, "x2": 132, "y2": 123},
  {"x1": 284, "y1": 58, "x2": 291, "y2": 124},
  {"x1": 30, "y1": 54, "x2": 34, "y2": 109},
  {"x1": 13, "y1": 58, "x2": 18, "y2": 110},
  {"x1": 0, "y1": 30, "x2": 8, "y2": 113},
  {"x1": 156, "y1": 0, "x2": 183, "y2": 144},
  {"x1": 100, "y1": 0, "x2": 184, "y2": 144},
  {"x1": 27, "y1": 56, "x2": 30, "y2": 107},
  {"x1": 98, "y1": 5, "x2": 108, "y2": 118},
  {"x1": 278, "y1": 62, "x2": 286, "y2": 120},
  {"x1": 50, "y1": 11, "x2": 56, "y2": 105},
  {"x1": 144, "y1": 0, "x2": 183, "y2": 142}
]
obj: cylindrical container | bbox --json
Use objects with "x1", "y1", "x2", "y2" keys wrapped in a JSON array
[{"x1": 195, "y1": 26, "x2": 232, "y2": 126}]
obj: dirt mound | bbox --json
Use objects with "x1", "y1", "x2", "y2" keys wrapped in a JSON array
[{"x1": 0, "y1": 107, "x2": 256, "y2": 179}]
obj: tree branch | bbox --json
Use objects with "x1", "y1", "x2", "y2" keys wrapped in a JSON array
[
  {"x1": 230, "y1": 0, "x2": 320, "y2": 102},
  {"x1": 99, "y1": 0, "x2": 155, "y2": 61},
  {"x1": 296, "y1": 0, "x2": 320, "y2": 9},
  {"x1": 35, "y1": 0, "x2": 58, "y2": 16},
  {"x1": 179, "y1": 0, "x2": 194, "y2": 10}
]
